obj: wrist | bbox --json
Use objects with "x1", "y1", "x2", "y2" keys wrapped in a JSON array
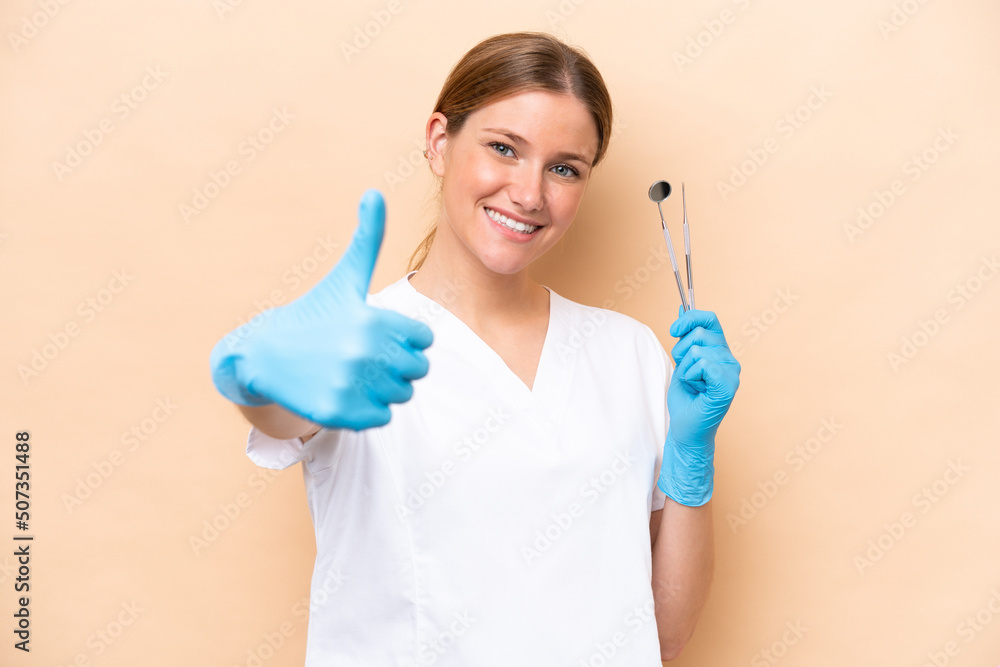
[
  {"x1": 209, "y1": 336, "x2": 273, "y2": 407},
  {"x1": 656, "y1": 432, "x2": 715, "y2": 507}
]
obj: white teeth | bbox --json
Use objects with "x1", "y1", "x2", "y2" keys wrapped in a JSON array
[{"x1": 486, "y1": 207, "x2": 538, "y2": 234}]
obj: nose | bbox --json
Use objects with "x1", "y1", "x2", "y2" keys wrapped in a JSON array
[{"x1": 507, "y1": 166, "x2": 544, "y2": 213}]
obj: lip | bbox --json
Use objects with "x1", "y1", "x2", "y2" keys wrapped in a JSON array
[
  {"x1": 483, "y1": 206, "x2": 542, "y2": 243},
  {"x1": 485, "y1": 205, "x2": 542, "y2": 227}
]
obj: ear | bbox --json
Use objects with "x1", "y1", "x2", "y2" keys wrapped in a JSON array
[{"x1": 425, "y1": 112, "x2": 448, "y2": 178}]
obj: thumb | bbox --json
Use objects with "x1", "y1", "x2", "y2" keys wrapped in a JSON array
[
  {"x1": 321, "y1": 189, "x2": 386, "y2": 302},
  {"x1": 669, "y1": 305, "x2": 683, "y2": 337}
]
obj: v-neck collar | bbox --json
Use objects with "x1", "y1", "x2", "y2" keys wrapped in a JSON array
[{"x1": 401, "y1": 270, "x2": 560, "y2": 401}]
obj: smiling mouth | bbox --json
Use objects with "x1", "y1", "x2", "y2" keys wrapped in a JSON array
[{"x1": 485, "y1": 207, "x2": 540, "y2": 234}]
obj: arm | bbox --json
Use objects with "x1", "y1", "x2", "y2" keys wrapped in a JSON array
[
  {"x1": 236, "y1": 403, "x2": 321, "y2": 442},
  {"x1": 649, "y1": 499, "x2": 714, "y2": 661},
  {"x1": 208, "y1": 190, "x2": 433, "y2": 437},
  {"x1": 651, "y1": 308, "x2": 738, "y2": 661}
]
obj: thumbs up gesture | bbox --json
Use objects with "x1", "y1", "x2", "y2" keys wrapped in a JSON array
[{"x1": 209, "y1": 189, "x2": 434, "y2": 430}]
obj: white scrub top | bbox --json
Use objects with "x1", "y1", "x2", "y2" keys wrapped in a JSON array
[{"x1": 246, "y1": 270, "x2": 672, "y2": 666}]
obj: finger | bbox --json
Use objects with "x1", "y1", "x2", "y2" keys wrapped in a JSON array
[
  {"x1": 671, "y1": 326, "x2": 730, "y2": 366},
  {"x1": 698, "y1": 350, "x2": 740, "y2": 396},
  {"x1": 391, "y1": 347, "x2": 430, "y2": 382},
  {"x1": 676, "y1": 346, "x2": 740, "y2": 398},
  {"x1": 376, "y1": 308, "x2": 434, "y2": 351},
  {"x1": 369, "y1": 325, "x2": 432, "y2": 382},
  {"x1": 670, "y1": 308, "x2": 724, "y2": 339},
  {"x1": 324, "y1": 403, "x2": 391, "y2": 432},
  {"x1": 315, "y1": 189, "x2": 387, "y2": 302},
  {"x1": 371, "y1": 372, "x2": 419, "y2": 406},
  {"x1": 673, "y1": 346, "x2": 707, "y2": 393},
  {"x1": 353, "y1": 345, "x2": 425, "y2": 405}
]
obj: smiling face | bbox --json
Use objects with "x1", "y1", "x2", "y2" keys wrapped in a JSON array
[{"x1": 425, "y1": 89, "x2": 600, "y2": 277}]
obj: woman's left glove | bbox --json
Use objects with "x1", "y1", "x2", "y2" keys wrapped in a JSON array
[{"x1": 658, "y1": 308, "x2": 741, "y2": 507}]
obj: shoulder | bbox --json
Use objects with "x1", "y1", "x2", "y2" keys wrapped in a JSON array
[
  {"x1": 548, "y1": 289, "x2": 668, "y2": 374},
  {"x1": 364, "y1": 277, "x2": 402, "y2": 308},
  {"x1": 364, "y1": 273, "x2": 421, "y2": 315},
  {"x1": 550, "y1": 288, "x2": 661, "y2": 343}
]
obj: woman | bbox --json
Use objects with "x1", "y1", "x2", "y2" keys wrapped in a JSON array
[{"x1": 210, "y1": 31, "x2": 740, "y2": 665}]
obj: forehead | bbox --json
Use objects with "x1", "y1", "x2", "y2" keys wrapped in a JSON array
[{"x1": 464, "y1": 89, "x2": 599, "y2": 158}]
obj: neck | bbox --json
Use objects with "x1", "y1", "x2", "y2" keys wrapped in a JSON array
[{"x1": 407, "y1": 229, "x2": 548, "y2": 331}]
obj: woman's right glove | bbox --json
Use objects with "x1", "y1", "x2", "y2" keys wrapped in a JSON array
[{"x1": 208, "y1": 189, "x2": 434, "y2": 431}]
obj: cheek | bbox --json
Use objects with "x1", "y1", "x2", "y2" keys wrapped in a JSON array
[
  {"x1": 551, "y1": 186, "x2": 587, "y2": 222},
  {"x1": 468, "y1": 159, "x2": 507, "y2": 193},
  {"x1": 445, "y1": 155, "x2": 505, "y2": 202}
]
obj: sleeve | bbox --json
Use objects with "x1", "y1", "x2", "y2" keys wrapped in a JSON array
[
  {"x1": 650, "y1": 335, "x2": 672, "y2": 513},
  {"x1": 246, "y1": 426, "x2": 314, "y2": 471}
]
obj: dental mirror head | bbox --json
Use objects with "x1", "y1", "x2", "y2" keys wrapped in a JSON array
[
  {"x1": 648, "y1": 178, "x2": 690, "y2": 311},
  {"x1": 648, "y1": 180, "x2": 671, "y2": 202}
]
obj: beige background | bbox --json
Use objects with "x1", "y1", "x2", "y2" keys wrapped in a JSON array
[{"x1": 2, "y1": 0, "x2": 998, "y2": 665}]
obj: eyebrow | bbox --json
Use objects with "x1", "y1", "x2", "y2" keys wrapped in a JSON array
[{"x1": 482, "y1": 127, "x2": 594, "y2": 166}]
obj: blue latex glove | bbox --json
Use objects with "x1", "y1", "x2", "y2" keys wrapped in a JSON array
[
  {"x1": 657, "y1": 307, "x2": 741, "y2": 506},
  {"x1": 209, "y1": 189, "x2": 434, "y2": 431}
]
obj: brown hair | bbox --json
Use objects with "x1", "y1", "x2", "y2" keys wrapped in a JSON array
[{"x1": 406, "y1": 31, "x2": 613, "y2": 273}]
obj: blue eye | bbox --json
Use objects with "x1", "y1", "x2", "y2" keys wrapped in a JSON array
[
  {"x1": 552, "y1": 164, "x2": 579, "y2": 178},
  {"x1": 490, "y1": 142, "x2": 515, "y2": 157}
]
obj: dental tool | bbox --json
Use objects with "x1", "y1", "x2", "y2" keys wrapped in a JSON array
[
  {"x1": 648, "y1": 180, "x2": 690, "y2": 312},
  {"x1": 682, "y1": 182, "x2": 694, "y2": 310}
]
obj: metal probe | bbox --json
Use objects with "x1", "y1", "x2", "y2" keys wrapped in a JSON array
[{"x1": 682, "y1": 182, "x2": 694, "y2": 310}]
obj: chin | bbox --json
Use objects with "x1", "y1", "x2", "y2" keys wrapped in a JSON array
[{"x1": 476, "y1": 251, "x2": 534, "y2": 276}]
